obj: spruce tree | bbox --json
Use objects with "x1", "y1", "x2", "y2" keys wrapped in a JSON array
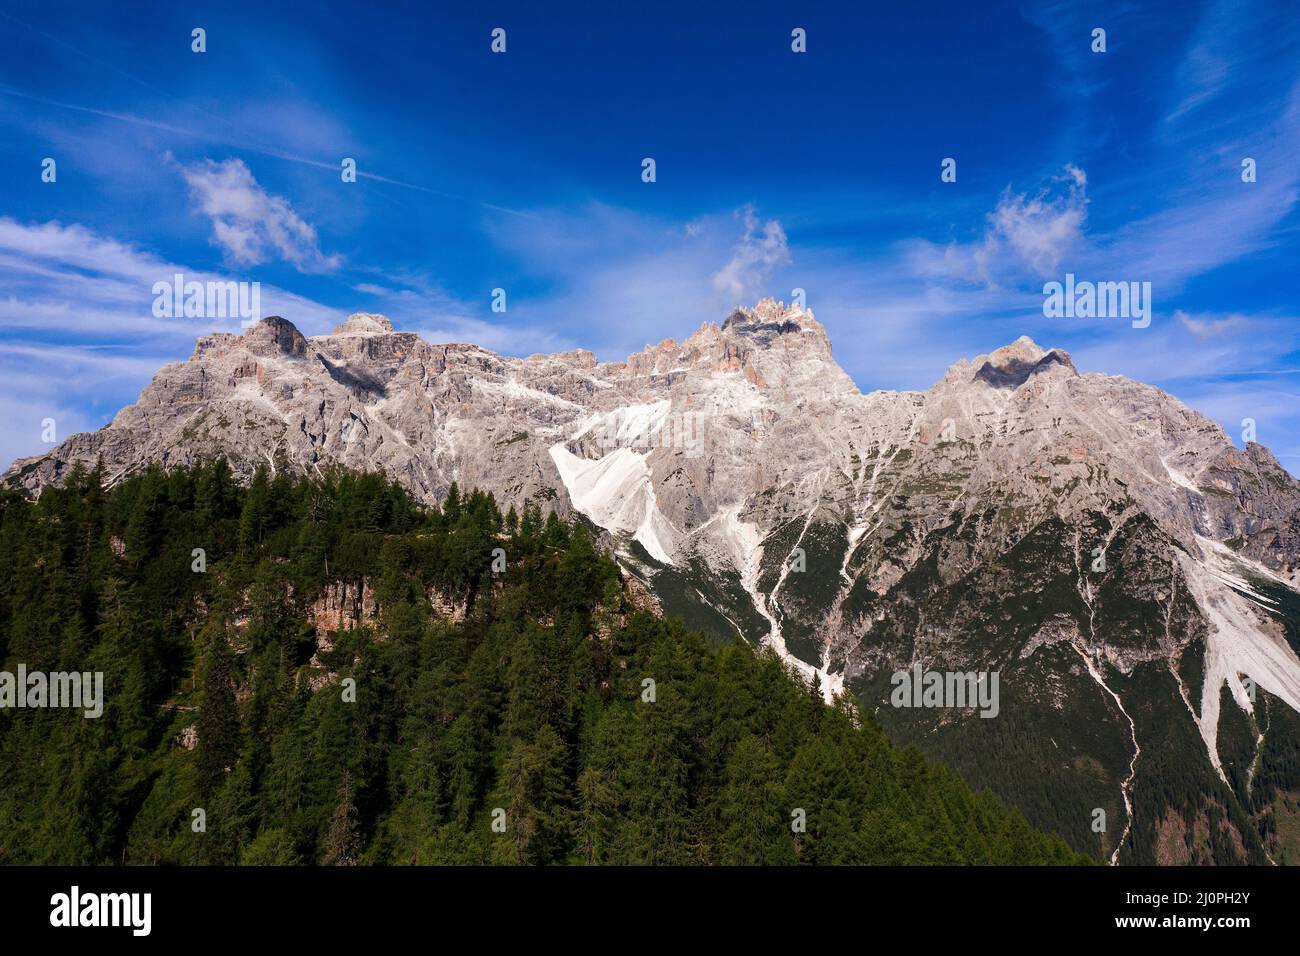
[{"x1": 197, "y1": 626, "x2": 241, "y2": 798}]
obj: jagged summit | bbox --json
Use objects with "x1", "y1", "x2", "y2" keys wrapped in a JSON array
[
  {"x1": 937, "y1": 335, "x2": 1077, "y2": 392},
  {"x1": 330, "y1": 313, "x2": 395, "y2": 336},
  {"x1": 987, "y1": 334, "x2": 1046, "y2": 364},
  {"x1": 973, "y1": 340, "x2": 1077, "y2": 389},
  {"x1": 721, "y1": 296, "x2": 823, "y2": 338}
]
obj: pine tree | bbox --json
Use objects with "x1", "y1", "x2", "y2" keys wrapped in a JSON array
[
  {"x1": 320, "y1": 771, "x2": 362, "y2": 865},
  {"x1": 238, "y1": 465, "x2": 270, "y2": 552},
  {"x1": 443, "y1": 482, "x2": 462, "y2": 523},
  {"x1": 197, "y1": 626, "x2": 241, "y2": 798}
]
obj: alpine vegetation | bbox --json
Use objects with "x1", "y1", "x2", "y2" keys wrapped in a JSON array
[{"x1": 0, "y1": 464, "x2": 1086, "y2": 866}]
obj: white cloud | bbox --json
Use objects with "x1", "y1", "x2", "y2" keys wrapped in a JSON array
[
  {"x1": 971, "y1": 166, "x2": 1088, "y2": 282},
  {"x1": 901, "y1": 166, "x2": 1090, "y2": 291},
  {"x1": 710, "y1": 205, "x2": 791, "y2": 304},
  {"x1": 1175, "y1": 309, "x2": 1251, "y2": 339},
  {"x1": 176, "y1": 157, "x2": 341, "y2": 272}
]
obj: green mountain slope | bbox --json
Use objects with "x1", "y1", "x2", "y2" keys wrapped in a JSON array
[{"x1": 0, "y1": 462, "x2": 1087, "y2": 866}]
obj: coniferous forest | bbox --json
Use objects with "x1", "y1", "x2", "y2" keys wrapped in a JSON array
[{"x1": 0, "y1": 462, "x2": 1090, "y2": 865}]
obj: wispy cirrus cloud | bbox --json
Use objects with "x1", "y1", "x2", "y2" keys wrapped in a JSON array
[
  {"x1": 340, "y1": 270, "x2": 574, "y2": 354},
  {"x1": 0, "y1": 217, "x2": 339, "y2": 340},
  {"x1": 0, "y1": 216, "x2": 345, "y2": 467},
  {"x1": 1161, "y1": 0, "x2": 1299, "y2": 130},
  {"x1": 1175, "y1": 309, "x2": 1251, "y2": 340}
]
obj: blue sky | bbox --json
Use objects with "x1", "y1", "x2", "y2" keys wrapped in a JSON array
[{"x1": 1, "y1": 0, "x2": 1298, "y2": 471}]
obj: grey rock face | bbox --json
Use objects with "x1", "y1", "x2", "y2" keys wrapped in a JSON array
[{"x1": 9, "y1": 302, "x2": 1300, "y2": 862}]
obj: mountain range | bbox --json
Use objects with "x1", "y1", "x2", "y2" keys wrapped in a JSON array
[{"x1": 9, "y1": 299, "x2": 1300, "y2": 864}]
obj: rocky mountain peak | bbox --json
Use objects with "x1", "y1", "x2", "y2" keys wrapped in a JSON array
[
  {"x1": 712, "y1": 298, "x2": 834, "y2": 372},
  {"x1": 239, "y1": 316, "x2": 309, "y2": 357},
  {"x1": 944, "y1": 336, "x2": 1077, "y2": 391},
  {"x1": 987, "y1": 334, "x2": 1046, "y2": 365},
  {"x1": 331, "y1": 313, "x2": 395, "y2": 336},
  {"x1": 722, "y1": 297, "x2": 819, "y2": 335},
  {"x1": 936, "y1": 336, "x2": 1078, "y2": 392}
]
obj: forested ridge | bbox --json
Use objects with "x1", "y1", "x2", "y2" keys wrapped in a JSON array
[{"x1": 0, "y1": 462, "x2": 1090, "y2": 865}]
